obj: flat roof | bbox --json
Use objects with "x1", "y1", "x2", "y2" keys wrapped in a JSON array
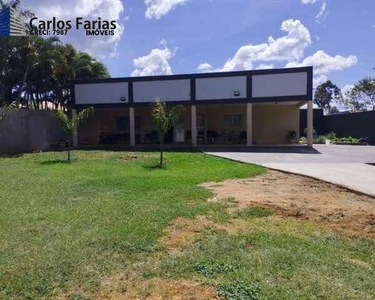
[{"x1": 73, "y1": 66, "x2": 313, "y2": 85}]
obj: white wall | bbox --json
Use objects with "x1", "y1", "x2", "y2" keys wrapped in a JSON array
[
  {"x1": 196, "y1": 76, "x2": 247, "y2": 100},
  {"x1": 75, "y1": 82, "x2": 129, "y2": 104},
  {"x1": 252, "y1": 72, "x2": 307, "y2": 98},
  {"x1": 133, "y1": 80, "x2": 190, "y2": 103}
]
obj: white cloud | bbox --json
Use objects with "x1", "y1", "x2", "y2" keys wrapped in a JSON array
[
  {"x1": 286, "y1": 50, "x2": 358, "y2": 74},
  {"x1": 313, "y1": 75, "x2": 327, "y2": 87},
  {"x1": 144, "y1": 0, "x2": 189, "y2": 20},
  {"x1": 301, "y1": 0, "x2": 317, "y2": 4},
  {"x1": 197, "y1": 63, "x2": 213, "y2": 72},
  {"x1": 316, "y1": 2, "x2": 329, "y2": 24},
  {"x1": 207, "y1": 19, "x2": 311, "y2": 72},
  {"x1": 131, "y1": 47, "x2": 175, "y2": 77},
  {"x1": 30, "y1": 0, "x2": 124, "y2": 59},
  {"x1": 256, "y1": 64, "x2": 275, "y2": 70}
]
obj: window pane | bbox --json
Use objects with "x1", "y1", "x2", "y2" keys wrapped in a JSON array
[
  {"x1": 116, "y1": 117, "x2": 129, "y2": 131},
  {"x1": 197, "y1": 114, "x2": 205, "y2": 127},
  {"x1": 222, "y1": 114, "x2": 243, "y2": 128},
  {"x1": 135, "y1": 116, "x2": 141, "y2": 130}
]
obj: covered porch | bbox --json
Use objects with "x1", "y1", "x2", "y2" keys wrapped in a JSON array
[{"x1": 75, "y1": 101, "x2": 314, "y2": 148}]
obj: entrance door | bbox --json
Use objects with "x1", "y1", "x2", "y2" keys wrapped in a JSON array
[
  {"x1": 197, "y1": 113, "x2": 206, "y2": 144},
  {"x1": 173, "y1": 116, "x2": 185, "y2": 143}
]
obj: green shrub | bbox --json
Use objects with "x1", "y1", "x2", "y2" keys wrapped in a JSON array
[
  {"x1": 313, "y1": 135, "x2": 326, "y2": 144},
  {"x1": 331, "y1": 136, "x2": 360, "y2": 144},
  {"x1": 286, "y1": 130, "x2": 297, "y2": 142},
  {"x1": 217, "y1": 280, "x2": 261, "y2": 300},
  {"x1": 325, "y1": 132, "x2": 337, "y2": 140},
  {"x1": 303, "y1": 128, "x2": 318, "y2": 138}
]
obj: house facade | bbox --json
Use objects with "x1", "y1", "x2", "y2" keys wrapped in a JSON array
[{"x1": 72, "y1": 67, "x2": 314, "y2": 148}]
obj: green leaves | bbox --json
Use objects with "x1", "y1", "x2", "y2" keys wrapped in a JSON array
[
  {"x1": 72, "y1": 107, "x2": 95, "y2": 128},
  {"x1": 53, "y1": 110, "x2": 72, "y2": 137},
  {"x1": 151, "y1": 98, "x2": 185, "y2": 165},
  {"x1": 347, "y1": 77, "x2": 375, "y2": 111},
  {"x1": 54, "y1": 107, "x2": 95, "y2": 139},
  {"x1": 314, "y1": 80, "x2": 342, "y2": 110},
  {"x1": 151, "y1": 98, "x2": 185, "y2": 139},
  {"x1": 217, "y1": 281, "x2": 261, "y2": 300},
  {"x1": 53, "y1": 107, "x2": 94, "y2": 161},
  {"x1": 0, "y1": 32, "x2": 110, "y2": 110}
]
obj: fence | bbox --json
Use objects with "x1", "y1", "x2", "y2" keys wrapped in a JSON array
[
  {"x1": 0, "y1": 109, "x2": 62, "y2": 154},
  {"x1": 301, "y1": 109, "x2": 375, "y2": 145}
]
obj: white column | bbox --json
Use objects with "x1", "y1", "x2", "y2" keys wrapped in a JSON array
[
  {"x1": 191, "y1": 105, "x2": 197, "y2": 147},
  {"x1": 72, "y1": 109, "x2": 78, "y2": 147},
  {"x1": 247, "y1": 103, "x2": 253, "y2": 147},
  {"x1": 307, "y1": 101, "x2": 313, "y2": 148},
  {"x1": 129, "y1": 107, "x2": 135, "y2": 147}
]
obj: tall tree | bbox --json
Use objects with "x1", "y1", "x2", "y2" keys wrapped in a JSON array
[
  {"x1": 0, "y1": 0, "x2": 110, "y2": 110},
  {"x1": 346, "y1": 77, "x2": 375, "y2": 111},
  {"x1": 0, "y1": 37, "x2": 110, "y2": 110},
  {"x1": 151, "y1": 99, "x2": 185, "y2": 166},
  {"x1": 314, "y1": 80, "x2": 342, "y2": 110},
  {"x1": 327, "y1": 106, "x2": 340, "y2": 115}
]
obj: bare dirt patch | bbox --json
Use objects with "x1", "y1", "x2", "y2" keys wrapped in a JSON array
[
  {"x1": 99, "y1": 275, "x2": 217, "y2": 300},
  {"x1": 160, "y1": 216, "x2": 232, "y2": 255},
  {"x1": 201, "y1": 170, "x2": 375, "y2": 238},
  {"x1": 58, "y1": 273, "x2": 217, "y2": 300}
]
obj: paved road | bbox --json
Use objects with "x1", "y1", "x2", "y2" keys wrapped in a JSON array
[{"x1": 205, "y1": 145, "x2": 375, "y2": 197}]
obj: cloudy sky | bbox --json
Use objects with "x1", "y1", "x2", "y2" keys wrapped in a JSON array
[{"x1": 22, "y1": 0, "x2": 375, "y2": 90}]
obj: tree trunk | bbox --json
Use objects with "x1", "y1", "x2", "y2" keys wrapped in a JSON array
[
  {"x1": 67, "y1": 140, "x2": 71, "y2": 162},
  {"x1": 18, "y1": 62, "x2": 29, "y2": 103},
  {"x1": 160, "y1": 141, "x2": 163, "y2": 166}
]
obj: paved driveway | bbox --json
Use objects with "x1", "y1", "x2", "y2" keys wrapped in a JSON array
[{"x1": 205, "y1": 145, "x2": 375, "y2": 197}]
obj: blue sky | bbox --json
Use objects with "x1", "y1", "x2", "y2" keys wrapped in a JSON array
[{"x1": 23, "y1": 0, "x2": 375, "y2": 90}]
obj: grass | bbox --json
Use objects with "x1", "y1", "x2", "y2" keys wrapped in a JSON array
[
  {"x1": 156, "y1": 217, "x2": 375, "y2": 299},
  {"x1": 1, "y1": 151, "x2": 375, "y2": 299},
  {"x1": 0, "y1": 151, "x2": 263, "y2": 299}
]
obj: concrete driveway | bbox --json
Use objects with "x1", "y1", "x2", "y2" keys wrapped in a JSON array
[{"x1": 205, "y1": 145, "x2": 375, "y2": 197}]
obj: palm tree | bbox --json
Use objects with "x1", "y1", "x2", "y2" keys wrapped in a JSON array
[
  {"x1": 53, "y1": 107, "x2": 94, "y2": 162},
  {"x1": 151, "y1": 98, "x2": 185, "y2": 166},
  {"x1": 0, "y1": 35, "x2": 110, "y2": 110},
  {"x1": 73, "y1": 52, "x2": 110, "y2": 80}
]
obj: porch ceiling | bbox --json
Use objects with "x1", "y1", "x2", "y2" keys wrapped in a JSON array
[{"x1": 253, "y1": 101, "x2": 304, "y2": 107}]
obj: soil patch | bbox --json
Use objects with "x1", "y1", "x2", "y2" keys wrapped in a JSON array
[
  {"x1": 160, "y1": 216, "x2": 232, "y2": 255},
  {"x1": 58, "y1": 274, "x2": 217, "y2": 300},
  {"x1": 201, "y1": 170, "x2": 375, "y2": 238}
]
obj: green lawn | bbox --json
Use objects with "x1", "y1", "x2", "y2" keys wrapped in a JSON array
[
  {"x1": 0, "y1": 151, "x2": 263, "y2": 299},
  {"x1": 0, "y1": 151, "x2": 374, "y2": 300}
]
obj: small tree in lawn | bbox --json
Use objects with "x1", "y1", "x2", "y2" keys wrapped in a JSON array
[
  {"x1": 151, "y1": 98, "x2": 185, "y2": 166},
  {"x1": 54, "y1": 107, "x2": 94, "y2": 162}
]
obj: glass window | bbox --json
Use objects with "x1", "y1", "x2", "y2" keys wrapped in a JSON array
[
  {"x1": 197, "y1": 113, "x2": 205, "y2": 128},
  {"x1": 116, "y1": 116, "x2": 141, "y2": 131},
  {"x1": 116, "y1": 116, "x2": 129, "y2": 131},
  {"x1": 222, "y1": 114, "x2": 243, "y2": 128}
]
